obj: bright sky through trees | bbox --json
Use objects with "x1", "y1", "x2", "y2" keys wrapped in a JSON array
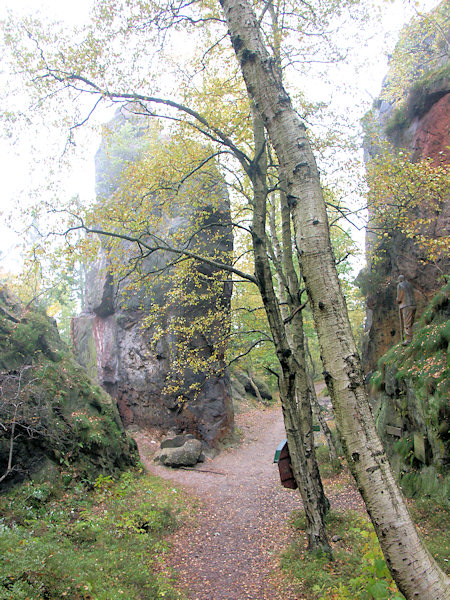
[{"x1": 0, "y1": 0, "x2": 442, "y2": 273}]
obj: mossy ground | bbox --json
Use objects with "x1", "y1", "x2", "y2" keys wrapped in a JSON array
[{"x1": 0, "y1": 469, "x2": 191, "y2": 600}]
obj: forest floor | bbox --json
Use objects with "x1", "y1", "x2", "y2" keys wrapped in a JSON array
[{"x1": 136, "y1": 394, "x2": 364, "y2": 600}]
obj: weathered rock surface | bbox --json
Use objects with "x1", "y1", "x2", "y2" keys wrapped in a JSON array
[
  {"x1": 72, "y1": 110, "x2": 234, "y2": 447},
  {"x1": 371, "y1": 285, "x2": 449, "y2": 502},
  {"x1": 0, "y1": 287, "x2": 138, "y2": 490},
  {"x1": 361, "y1": 12, "x2": 449, "y2": 373},
  {"x1": 154, "y1": 434, "x2": 203, "y2": 467},
  {"x1": 230, "y1": 368, "x2": 273, "y2": 409}
]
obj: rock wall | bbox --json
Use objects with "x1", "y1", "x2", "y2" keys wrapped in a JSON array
[
  {"x1": 371, "y1": 284, "x2": 449, "y2": 503},
  {"x1": 0, "y1": 287, "x2": 137, "y2": 491},
  {"x1": 361, "y1": 15, "x2": 449, "y2": 373},
  {"x1": 72, "y1": 111, "x2": 234, "y2": 447}
]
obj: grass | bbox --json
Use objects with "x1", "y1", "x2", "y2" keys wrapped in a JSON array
[
  {"x1": 408, "y1": 497, "x2": 449, "y2": 573},
  {"x1": 281, "y1": 446, "x2": 449, "y2": 599},
  {"x1": 0, "y1": 469, "x2": 190, "y2": 600},
  {"x1": 282, "y1": 509, "x2": 405, "y2": 600}
]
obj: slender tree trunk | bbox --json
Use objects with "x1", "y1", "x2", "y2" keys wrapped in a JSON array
[
  {"x1": 250, "y1": 108, "x2": 331, "y2": 553},
  {"x1": 303, "y1": 335, "x2": 340, "y2": 466},
  {"x1": 269, "y1": 180, "x2": 331, "y2": 519},
  {"x1": 245, "y1": 370, "x2": 266, "y2": 405},
  {"x1": 310, "y1": 387, "x2": 340, "y2": 466},
  {"x1": 220, "y1": 0, "x2": 450, "y2": 597}
]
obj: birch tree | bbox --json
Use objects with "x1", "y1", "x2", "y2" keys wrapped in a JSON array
[
  {"x1": 219, "y1": 0, "x2": 449, "y2": 597},
  {"x1": 3, "y1": 0, "x2": 449, "y2": 594}
]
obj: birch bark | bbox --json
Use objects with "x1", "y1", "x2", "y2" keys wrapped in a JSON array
[
  {"x1": 219, "y1": 0, "x2": 450, "y2": 597},
  {"x1": 249, "y1": 108, "x2": 331, "y2": 552}
]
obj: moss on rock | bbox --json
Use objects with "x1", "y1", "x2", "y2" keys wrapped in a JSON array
[
  {"x1": 371, "y1": 282, "x2": 449, "y2": 504},
  {"x1": 0, "y1": 287, "x2": 138, "y2": 490}
]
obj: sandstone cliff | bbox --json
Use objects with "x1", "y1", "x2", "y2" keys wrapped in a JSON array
[
  {"x1": 72, "y1": 110, "x2": 234, "y2": 447},
  {"x1": 361, "y1": 4, "x2": 449, "y2": 373}
]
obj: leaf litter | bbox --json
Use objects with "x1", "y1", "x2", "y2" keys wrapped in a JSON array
[{"x1": 137, "y1": 402, "x2": 363, "y2": 600}]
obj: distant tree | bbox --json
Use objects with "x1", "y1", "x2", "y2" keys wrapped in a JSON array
[{"x1": 0, "y1": 365, "x2": 53, "y2": 483}]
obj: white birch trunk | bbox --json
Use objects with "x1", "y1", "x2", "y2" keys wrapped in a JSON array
[
  {"x1": 219, "y1": 0, "x2": 450, "y2": 597},
  {"x1": 250, "y1": 107, "x2": 331, "y2": 552}
]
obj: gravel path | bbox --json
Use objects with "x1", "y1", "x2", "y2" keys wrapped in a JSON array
[{"x1": 136, "y1": 404, "x2": 363, "y2": 600}]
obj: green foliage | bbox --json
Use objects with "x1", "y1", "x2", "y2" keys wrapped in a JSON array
[
  {"x1": 0, "y1": 471, "x2": 187, "y2": 600},
  {"x1": 380, "y1": 284, "x2": 449, "y2": 427},
  {"x1": 399, "y1": 467, "x2": 450, "y2": 508},
  {"x1": 366, "y1": 147, "x2": 450, "y2": 264},
  {"x1": 381, "y1": 2, "x2": 449, "y2": 107},
  {"x1": 315, "y1": 444, "x2": 342, "y2": 478},
  {"x1": 408, "y1": 497, "x2": 450, "y2": 572},
  {"x1": 282, "y1": 510, "x2": 405, "y2": 599},
  {"x1": 383, "y1": 105, "x2": 409, "y2": 139}
]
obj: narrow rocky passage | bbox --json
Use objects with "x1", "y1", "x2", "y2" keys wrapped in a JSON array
[{"x1": 137, "y1": 405, "x2": 363, "y2": 600}]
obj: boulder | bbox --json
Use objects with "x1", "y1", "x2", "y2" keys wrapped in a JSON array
[
  {"x1": 0, "y1": 287, "x2": 138, "y2": 491},
  {"x1": 154, "y1": 435, "x2": 203, "y2": 467},
  {"x1": 232, "y1": 368, "x2": 272, "y2": 401}
]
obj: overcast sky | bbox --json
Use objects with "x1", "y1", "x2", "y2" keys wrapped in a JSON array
[{"x1": 0, "y1": 0, "x2": 442, "y2": 273}]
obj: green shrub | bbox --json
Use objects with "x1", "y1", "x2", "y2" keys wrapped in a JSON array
[{"x1": 384, "y1": 106, "x2": 409, "y2": 139}]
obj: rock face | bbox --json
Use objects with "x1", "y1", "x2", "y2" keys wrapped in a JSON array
[
  {"x1": 361, "y1": 11, "x2": 449, "y2": 373},
  {"x1": 371, "y1": 285, "x2": 449, "y2": 503},
  {"x1": 230, "y1": 368, "x2": 273, "y2": 405},
  {"x1": 0, "y1": 287, "x2": 138, "y2": 490},
  {"x1": 72, "y1": 111, "x2": 234, "y2": 447}
]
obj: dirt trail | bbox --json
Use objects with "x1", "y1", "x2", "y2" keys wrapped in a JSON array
[{"x1": 136, "y1": 405, "x2": 363, "y2": 600}]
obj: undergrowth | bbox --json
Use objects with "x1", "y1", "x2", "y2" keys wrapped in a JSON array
[
  {"x1": 281, "y1": 445, "x2": 449, "y2": 599},
  {"x1": 371, "y1": 283, "x2": 449, "y2": 503},
  {"x1": 282, "y1": 508, "x2": 405, "y2": 600},
  {"x1": 0, "y1": 469, "x2": 189, "y2": 600}
]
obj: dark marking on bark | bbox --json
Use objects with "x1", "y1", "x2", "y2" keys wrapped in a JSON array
[
  {"x1": 241, "y1": 49, "x2": 257, "y2": 66},
  {"x1": 352, "y1": 452, "x2": 360, "y2": 462},
  {"x1": 286, "y1": 194, "x2": 298, "y2": 207},
  {"x1": 252, "y1": 232, "x2": 264, "y2": 246},
  {"x1": 323, "y1": 370, "x2": 331, "y2": 388},
  {"x1": 230, "y1": 34, "x2": 243, "y2": 53},
  {"x1": 293, "y1": 161, "x2": 309, "y2": 175},
  {"x1": 318, "y1": 301, "x2": 325, "y2": 310},
  {"x1": 366, "y1": 465, "x2": 380, "y2": 474},
  {"x1": 312, "y1": 219, "x2": 320, "y2": 225}
]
